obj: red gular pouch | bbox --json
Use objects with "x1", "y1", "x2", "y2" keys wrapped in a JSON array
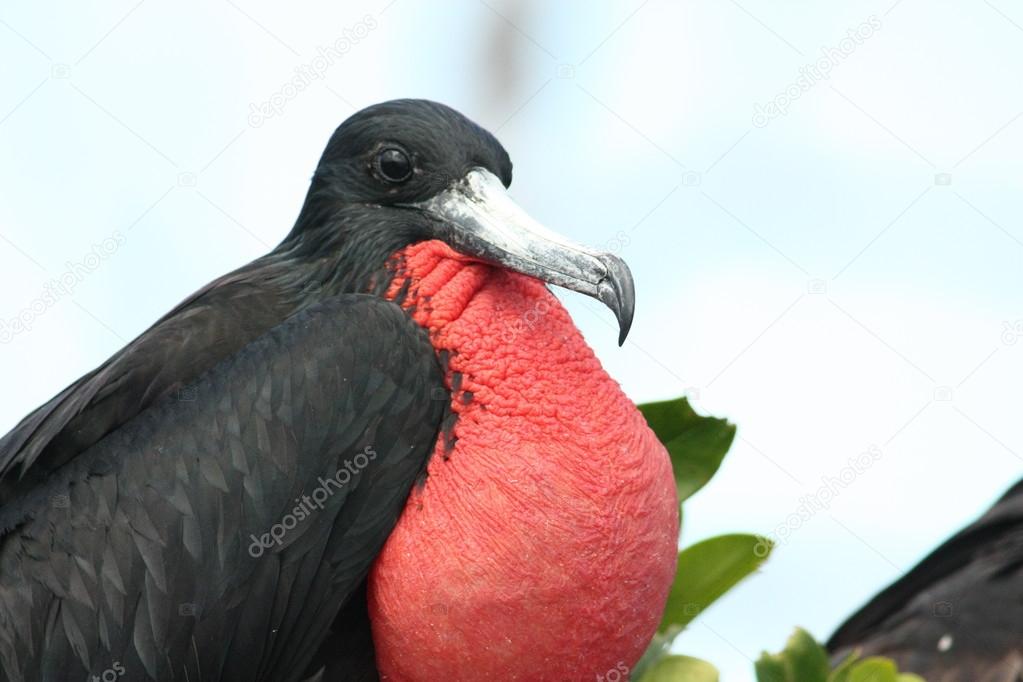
[{"x1": 369, "y1": 240, "x2": 679, "y2": 682}]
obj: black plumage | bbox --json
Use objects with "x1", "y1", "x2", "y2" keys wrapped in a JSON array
[
  {"x1": 828, "y1": 480, "x2": 1023, "y2": 680},
  {"x1": 0, "y1": 296, "x2": 444, "y2": 680}
]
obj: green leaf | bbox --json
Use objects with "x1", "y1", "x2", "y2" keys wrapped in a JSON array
[
  {"x1": 660, "y1": 534, "x2": 771, "y2": 632},
  {"x1": 848, "y1": 658, "x2": 897, "y2": 682},
  {"x1": 755, "y1": 629, "x2": 829, "y2": 682},
  {"x1": 638, "y1": 397, "x2": 736, "y2": 503},
  {"x1": 896, "y1": 675, "x2": 926, "y2": 682},
  {"x1": 779, "y1": 629, "x2": 829, "y2": 682},
  {"x1": 754, "y1": 653, "x2": 787, "y2": 682},
  {"x1": 638, "y1": 655, "x2": 719, "y2": 682},
  {"x1": 781, "y1": 629, "x2": 830, "y2": 682}
]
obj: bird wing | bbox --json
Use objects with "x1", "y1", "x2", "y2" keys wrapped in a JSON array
[
  {"x1": 0, "y1": 263, "x2": 295, "y2": 509},
  {"x1": 0, "y1": 295, "x2": 445, "y2": 682},
  {"x1": 827, "y1": 480, "x2": 1023, "y2": 674}
]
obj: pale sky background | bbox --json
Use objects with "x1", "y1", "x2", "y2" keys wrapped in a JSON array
[{"x1": 1, "y1": 1, "x2": 1021, "y2": 679}]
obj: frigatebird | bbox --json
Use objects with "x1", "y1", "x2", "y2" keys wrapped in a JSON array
[
  {"x1": 828, "y1": 479, "x2": 1023, "y2": 680},
  {"x1": 0, "y1": 100, "x2": 679, "y2": 681}
]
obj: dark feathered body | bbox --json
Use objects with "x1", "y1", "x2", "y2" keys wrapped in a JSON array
[
  {"x1": 0, "y1": 209, "x2": 412, "y2": 513},
  {"x1": 0, "y1": 293, "x2": 445, "y2": 681},
  {"x1": 828, "y1": 480, "x2": 1023, "y2": 681}
]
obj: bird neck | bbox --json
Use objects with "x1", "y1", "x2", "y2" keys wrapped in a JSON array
[{"x1": 270, "y1": 203, "x2": 422, "y2": 302}]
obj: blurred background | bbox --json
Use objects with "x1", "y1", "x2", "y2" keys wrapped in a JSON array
[{"x1": 1, "y1": 1, "x2": 1020, "y2": 678}]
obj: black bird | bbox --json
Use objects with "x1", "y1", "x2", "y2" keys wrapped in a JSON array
[
  {"x1": 0, "y1": 100, "x2": 680, "y2": 681},
  {"x1": 828, "y1": 479, "x2": 1023, "y2": 681}
]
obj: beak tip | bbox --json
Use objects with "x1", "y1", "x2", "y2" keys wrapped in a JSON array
[
  {"x1": 615, "y1": 296, "x2": 633, "y2": 346},
  {"x1": 616, "y1": 307, "x2": 633, "y2": 346},
  {"x1": 598, "y1": 254, "x2": 635, "y2": 347}
]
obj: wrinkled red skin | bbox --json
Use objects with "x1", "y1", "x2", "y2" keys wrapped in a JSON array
[{"x1": 369, "y1": 241, "x2": 678, "y2": 681}]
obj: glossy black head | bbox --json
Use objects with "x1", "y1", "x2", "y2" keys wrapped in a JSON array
[
  {"x1": 285, "y1": 99, "x2": 635, "y2": 344},
  {"x1": 308, "y1": 99, "x2": 512, "y2": 206}
]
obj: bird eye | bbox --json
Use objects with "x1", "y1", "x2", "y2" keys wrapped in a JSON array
[{"x1": 376, "y1": 148, "x2": 412, "y2": 183}]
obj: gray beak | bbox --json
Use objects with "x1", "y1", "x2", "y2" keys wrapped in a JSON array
[{"x1": 412, "y1": 168, "x2": 635, "y2": 345}]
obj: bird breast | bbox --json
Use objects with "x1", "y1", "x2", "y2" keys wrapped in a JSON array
[{"x1": 368, "y1": 240, "x2": 678, "y2": 681}]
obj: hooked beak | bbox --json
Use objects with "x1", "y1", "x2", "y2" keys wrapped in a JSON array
[{"x1": 411, "y1": 168, "x2": 635, "y2": 345}]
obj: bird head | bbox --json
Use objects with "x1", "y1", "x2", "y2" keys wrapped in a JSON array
[{"x1": 290, "y1": 99, "x2": 634, "y2": 344}]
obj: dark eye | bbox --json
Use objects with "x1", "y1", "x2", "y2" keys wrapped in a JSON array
[{"x1": 376, "y1": 148, "x2": 412, "y2": 182}]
